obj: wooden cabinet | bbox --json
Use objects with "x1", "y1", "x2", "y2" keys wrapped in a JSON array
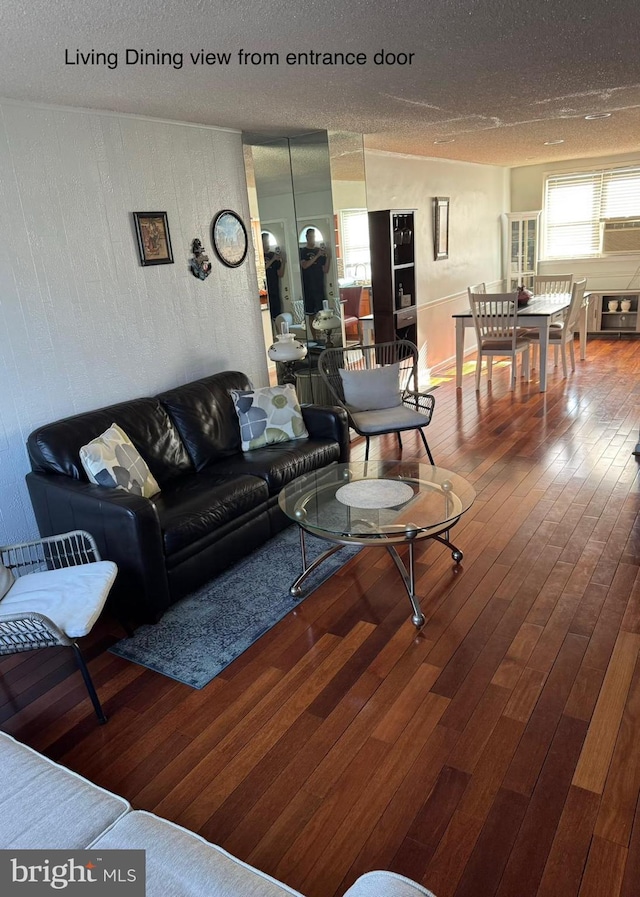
[
  {"x1": 587, "y1": 291, "x2": 640, "y2": 337},
  {"x1": 368, "y1": 209, "x2": 417, "y2": 343},
  {"x1": 504, "y1": 211, "x2": 540, "y2": 291}
]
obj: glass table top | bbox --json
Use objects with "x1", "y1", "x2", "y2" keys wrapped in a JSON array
[{"x1": 278, "y1": 462, "x2": 476, "y2": 543}]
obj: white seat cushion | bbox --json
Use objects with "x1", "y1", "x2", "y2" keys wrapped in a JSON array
[
  {"x1": 0, "y1": 731, "x2": 130, "y2": 848},
  {"x1": 91, "y1": 810, "x2": 304, "y2": 897},
  {"x1": 0, "y1": 562, "x2": 117, "y2": 638},
  {"x1": 343, "y1": 871, "x2": 437, "y2": 897}
]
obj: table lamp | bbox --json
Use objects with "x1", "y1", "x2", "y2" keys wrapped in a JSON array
[
  {"x1": 267, "y1": 320, "x2": 308, "y2": 384},
  {"x1": 312, "y1": 301, "x2": 342, "y2": 348}
]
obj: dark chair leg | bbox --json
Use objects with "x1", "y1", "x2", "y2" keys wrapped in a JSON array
[
  {"x1": 396, "y1": 432, "x2": 403, "y2": 451},
  {"x1": 72, "y1": 643, "x2": 107, "y2": 724},
  {"x1": 419, "y1": 428, "x2": 435, "y2": 465},
  {"x1": 364, "y1": 436, "x2": 370, "y2": 462}
]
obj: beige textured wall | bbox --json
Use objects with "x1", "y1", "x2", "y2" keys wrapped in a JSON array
[
  {"x1": 0, "y1": 100, "x2": 267, "y2": 544},
  {"x1": 363, "y1": 149, "x2": 509, "y2": 370}
]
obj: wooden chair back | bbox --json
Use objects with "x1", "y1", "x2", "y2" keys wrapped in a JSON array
[
  {"x1": 469, "y1": 293, "x2": 519, "y2": 346},
  {"x1": 467, "y1": 282, "x2": 486, "y2": 301},
  {"x1": 339, "y1": 286, "x2": 364, "y2": 321},
  {"x1": 565, "y1": 279, "x2": 587, "y2": 334},
  {"x1": 533, "y1": 274, "x2": 574, "y2": 296}
]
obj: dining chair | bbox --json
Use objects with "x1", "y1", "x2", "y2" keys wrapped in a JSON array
[
  {"x1": 292, "y1": 298, "x2": 307, "y2": 329},
  {"x1": 532, "y1": 274, "x2": 574, "y2": 296},
  {"x1": 274, "y1": 311, "x2": 307, "y2": 342},
  {"x1": 469, "y1": 293, "x2": 531, "y2": 390},
  {"x1": 467, "y1": 282, "x2": 486, "y2": 300},
  {"x1": 318, "y1": 339, "x2": 436, "y2": 462},
  {"x1": 339, "y1": 286, "x2": 365, "y2": 340},
  {"x1": 530, "y1": 274, "x2": 574, "y2": 362},
  {"x1": 0, "y1": 530, "x2": 117, "y2": 723},
  {"x1": 524, "y1": 279, "x2": 587, "y2": 377}
]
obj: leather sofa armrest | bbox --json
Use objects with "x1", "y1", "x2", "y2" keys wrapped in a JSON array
[
  {"x1": 25, "y1": 472, "x2": 169, "y2": 623},
  {"x1": 301, "y1": 404, "x2": 350, "y2": 462}
]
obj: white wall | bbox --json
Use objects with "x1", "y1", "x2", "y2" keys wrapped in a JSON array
[
  {"x1": 364, "y1": 149, "x2": 509, "y2": 368},
  {"x1": 0, "y1": 100, "x2": 267, "y2": 545},
  {"x1": 332, "y1": 179, "x2": 367, "y2": 211},
  {"x1": 511, "y1": 151, "x2": 640, "y2": 290}
]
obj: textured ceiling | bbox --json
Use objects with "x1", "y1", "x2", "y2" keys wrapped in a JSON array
[{"x1": 2, "y1": 0, "x2": 640, "y2": 168}]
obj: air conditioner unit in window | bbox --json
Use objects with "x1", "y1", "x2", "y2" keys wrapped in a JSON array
[{"x1": 601, "y1": 218, "x2": 640, "y2": 253}]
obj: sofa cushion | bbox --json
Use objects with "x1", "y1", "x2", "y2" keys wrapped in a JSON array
[
  {"x1": 212, "y1": 439, "x2": 341, "y2": 495},
  {"x1": 80, "y1": 423, "x2": 161, "y2": 498},
  {"x1": 230, "y1": 384, "x2": 309, "y2": 451},
  {"x1": 158, "y1": 371, "x2": 252, "y2": 471},
  {"x1": 27, "y1": 397, "x2": 193, "y2": 486},
  {"x1": 0, "y1": 732, "x2": 130, "y2": 849},
  {"x1": 91, "y1": 810, "x2": 304, "y2": 897},
  {"x1": 153, "y1": 471, "x2": 269, "y2": 556},
  {"x1": 343, "y1": 871, "x2": 437, "y2": 897}
]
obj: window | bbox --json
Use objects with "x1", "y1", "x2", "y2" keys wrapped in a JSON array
[
  {"x1": 339, "y1": 209, "x2": 371, "y2": 280},
  {"x1": 543, "y1": 166, "x2": 640, "y2": 259}
]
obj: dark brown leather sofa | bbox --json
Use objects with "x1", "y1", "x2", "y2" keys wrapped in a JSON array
[{"x1": 26, "y1": 371, "x2": 349, "y2": 624}]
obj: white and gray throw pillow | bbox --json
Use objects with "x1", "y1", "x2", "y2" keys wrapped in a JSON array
[
  {"x1": 230, "y1": 384, "x2": 309, "y2": 452},
  {"x1": 339, "y1": 363, "x2": 402, "y2": 412},
  {"x1": 80, "y1": 423, "x2": 161, "y2": 498}
]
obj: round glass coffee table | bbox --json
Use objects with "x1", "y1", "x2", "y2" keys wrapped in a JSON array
[{"x1": 278, "y1": 461, "x2": 476, "y2": 628}]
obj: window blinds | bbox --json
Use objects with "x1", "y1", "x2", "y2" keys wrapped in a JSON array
[
  {"x1": 544, "y1": 166, "x2": 640, "y2": 258},
  {"x1": 339, "y1": 209, "x2": 371, "y2": 273}
]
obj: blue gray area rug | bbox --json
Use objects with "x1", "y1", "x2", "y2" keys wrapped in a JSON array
[{"x1": 109, "y1": 527, "x2": 360, "y2": 689}]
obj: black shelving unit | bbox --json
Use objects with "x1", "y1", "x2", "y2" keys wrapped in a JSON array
[{"x1": 368, "y1": 210, "x2": 417, "y2": 343}]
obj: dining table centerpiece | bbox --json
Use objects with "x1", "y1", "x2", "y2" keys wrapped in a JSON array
[{"x1": 517, "y1": 285, "x2": 534, "y2": 307}]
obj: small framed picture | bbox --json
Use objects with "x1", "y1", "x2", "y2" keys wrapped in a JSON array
[
  {"x1": 212, "y1": 209, "x2": 248, "y2": 268},
  {"x1": 433, "y1": 197, "x2": 449, "y2": 261},
  {"x1": 132, "y1": 212, "x2": 174, "y2": 266}
]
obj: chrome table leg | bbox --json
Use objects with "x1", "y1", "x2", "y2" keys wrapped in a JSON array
[
  {"x1": 386, "y1": 542, "x2": 425, "y2": 628},
  {"x1": 290, "y1": 527, "x2": 344, "y2": 598}
]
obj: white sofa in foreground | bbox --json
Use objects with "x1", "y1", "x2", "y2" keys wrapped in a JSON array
[{"x1": 0, "y1": 731, "x2": 436, "y2": 897}]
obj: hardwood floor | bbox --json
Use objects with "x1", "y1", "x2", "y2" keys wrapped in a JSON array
[{"x1": 3, "y1": 337, "x2": 640, "y2": 897}]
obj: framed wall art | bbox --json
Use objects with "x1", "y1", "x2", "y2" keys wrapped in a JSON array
[
  {"x1": 132, "y1": 212, "x2": 174, "y2": 266},
  {"x1": 433, "y1": 197, "x2": 450, "y2": 261},
  {"x1": 212, "y1": 209, "x2": 248, "y2": 268}
]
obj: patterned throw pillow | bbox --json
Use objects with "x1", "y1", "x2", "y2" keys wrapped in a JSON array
[
  {"x1": 79, "y1": 423, "x2": 161, "y2": 498},
  {"x1": 230, "y1": 384, "x2": 309, "y2": 452}
]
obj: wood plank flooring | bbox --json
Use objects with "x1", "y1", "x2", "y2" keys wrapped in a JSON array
[{"x1": 2, "y1": 337, "x2": 640, "y2": 897}]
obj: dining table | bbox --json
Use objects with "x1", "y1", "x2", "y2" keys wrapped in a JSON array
[{"x1": 452, "y1": 292, "x2": 591, "y2": 392}]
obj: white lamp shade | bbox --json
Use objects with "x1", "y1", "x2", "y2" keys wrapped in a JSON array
[
  {"x1": 268, "y1": 333, "x2": 308, "y2": 363},
  {"x1": 312, "y1": 311, "x2": 341, "y2": 332}
]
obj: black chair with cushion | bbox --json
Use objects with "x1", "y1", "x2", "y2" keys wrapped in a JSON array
[{"x1": 318, "y1": 340, "x2": 436, "y2": 463}]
